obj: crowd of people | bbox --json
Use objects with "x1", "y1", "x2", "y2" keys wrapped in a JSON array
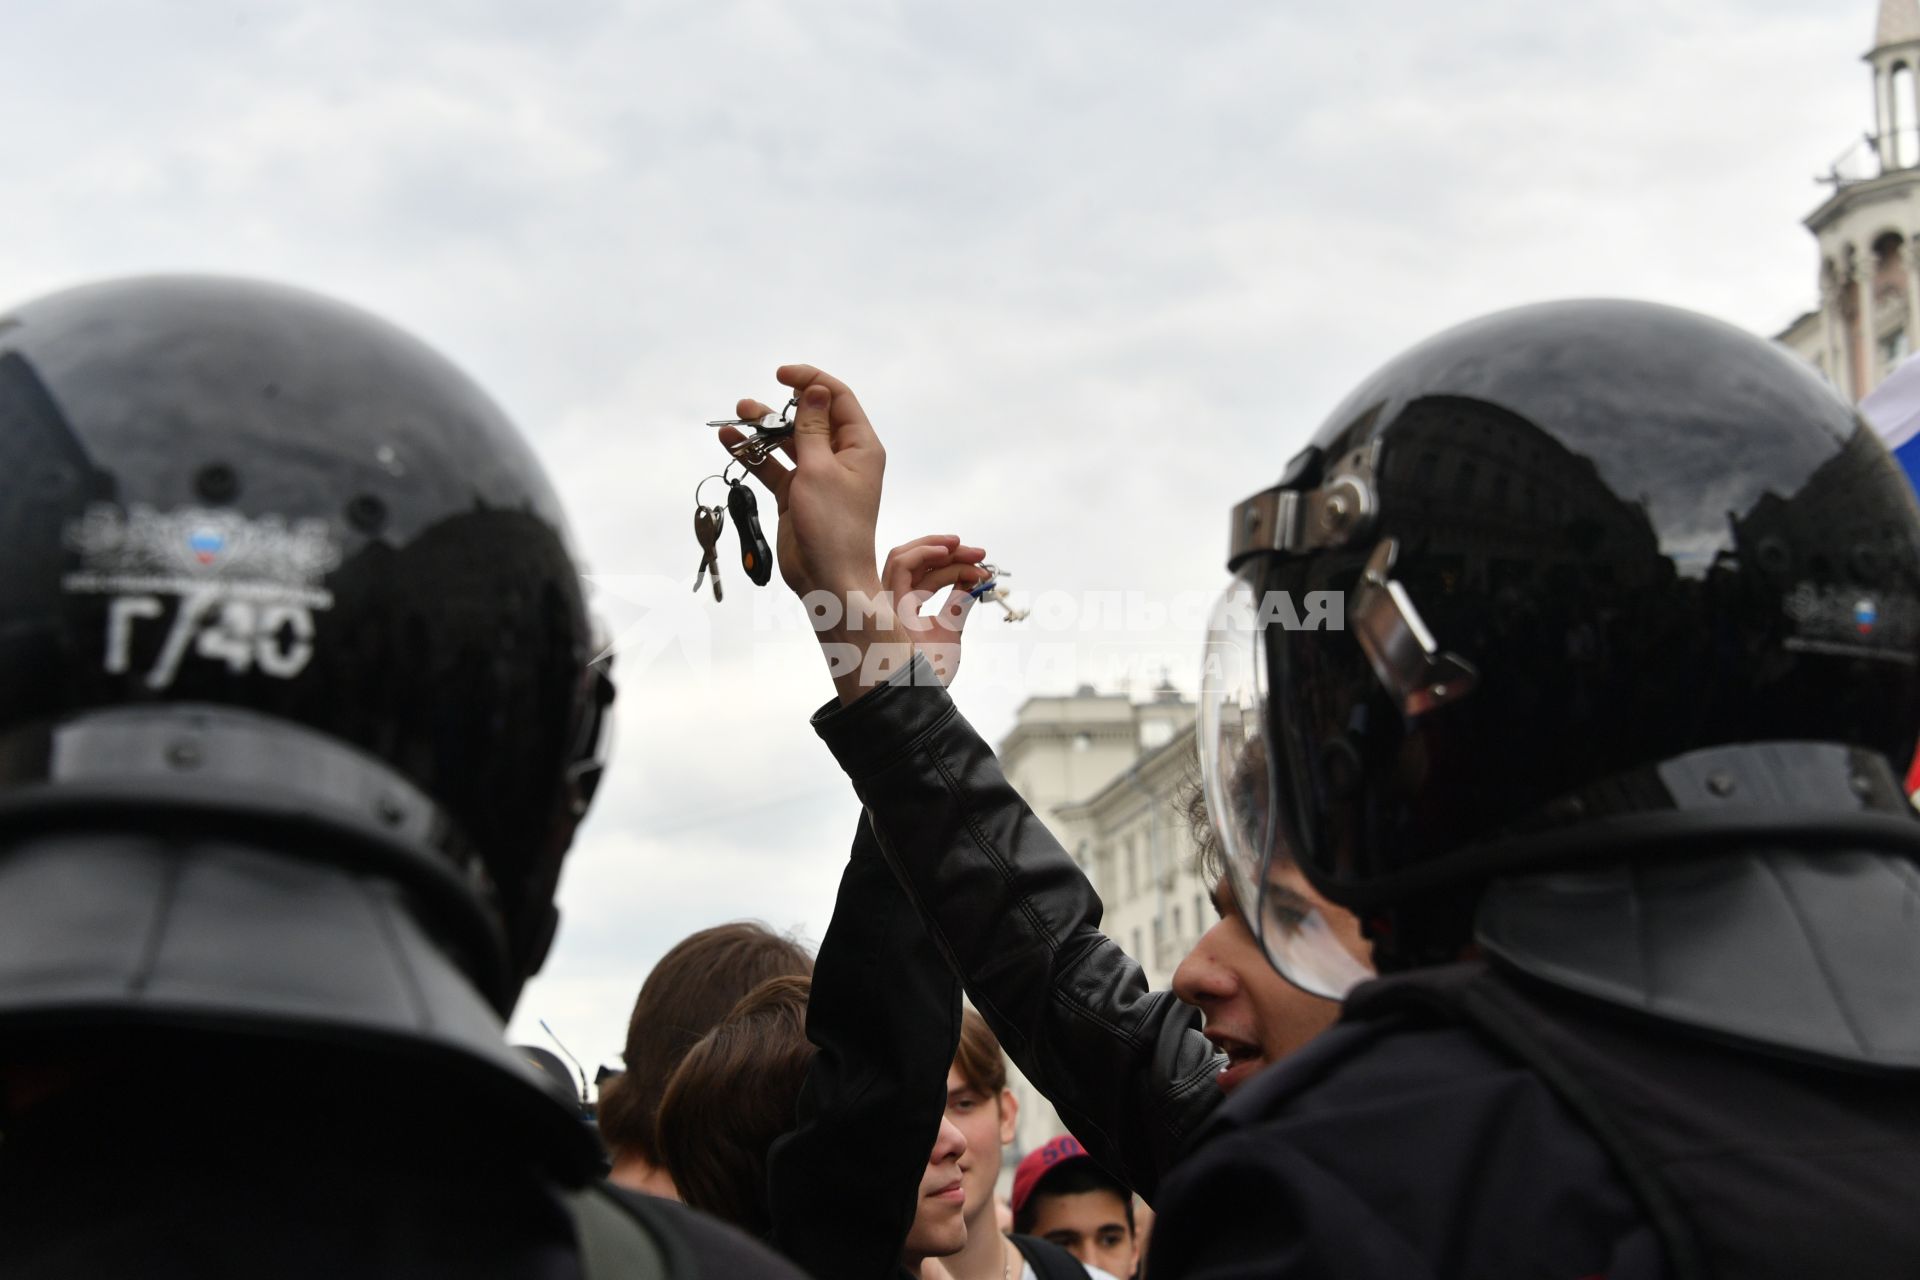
[{"x1": 2, "y1": 276, "x2": 1919, "y2": 1278}]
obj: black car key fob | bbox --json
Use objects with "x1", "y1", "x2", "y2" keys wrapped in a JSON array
[{"x1": 728, "y1": 480, "x2": 774, "y2": 586}]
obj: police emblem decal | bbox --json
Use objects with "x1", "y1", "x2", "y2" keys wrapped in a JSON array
[{"x1": 61, "y1": 503, "x2": 342, "y2": 689}]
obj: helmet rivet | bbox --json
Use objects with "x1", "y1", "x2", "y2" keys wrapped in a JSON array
[
  {"x1": 166, "y1": 739, "x2": 202, "y2": 770},
  {"x1": 195, "y1": 463, "x2": 239, "y2": 504},
  {"x1": 1322, "y1": 493, "x2": 1351, "y2": 530},
  {"x1": 346, "y1": 494, "x2": 388, "y2": 535},
  {"x1": 1850, "y1": 774, "x2": 1875, "y2": 798},
  {"x1": 376, "y1": 794, "x2": 407, "y2": 826},
  {"x1": 1707, "y1": 772, "x2": 1737, "y2": 798}
]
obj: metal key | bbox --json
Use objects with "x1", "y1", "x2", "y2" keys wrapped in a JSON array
[
  {"x1": 693, "y1": 505, "x2": 725, "y2": 601},
  {"x1": 970, "y1": 564, "x2": 1030, "y2": 622},
  {"x1": 692, "y1": 505, "x2": 711, "y2": 591},
  {"x1": 707, "y1": 397, "x2": 798, "y2": 465},
  {"x1": 705, "y1": 397, "x2": 797, "y2": 433}
]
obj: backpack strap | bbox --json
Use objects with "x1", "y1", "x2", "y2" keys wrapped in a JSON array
[
  {"x1": 563, "y1": 1183, "x2": 677, "y2": 1279},
  {"x1": 1009, "y1": 1233, "x2": 1090, "y2": 1280}
]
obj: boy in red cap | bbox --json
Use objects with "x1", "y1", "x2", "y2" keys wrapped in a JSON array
[{"x1": 1012, "y1": 1137, "x2": 1139, "y2": 1280}]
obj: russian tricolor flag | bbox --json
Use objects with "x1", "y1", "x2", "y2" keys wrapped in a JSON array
[
  {"x1": 1862, "y1": 355, "x2": 1920, "y2": 496},
  {"x1": 1858, "y1": 359, "x2": 1920, "y2": 796}
]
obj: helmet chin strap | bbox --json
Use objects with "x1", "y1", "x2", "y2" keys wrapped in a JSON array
[
  {"x1": 0, "y1": 703, "x2": 518, "y2": 1013},
  {"x1": 1362, "y1": 890, "x2": 1484, "y2": 975},
  {"x1": 1351, "y1": 537, "x2": 1479, "y2": 718}
]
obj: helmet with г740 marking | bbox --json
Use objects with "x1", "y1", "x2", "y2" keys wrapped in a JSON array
[{"x1": 0, "y1": 277, "x2": 614, "y2": 1085}]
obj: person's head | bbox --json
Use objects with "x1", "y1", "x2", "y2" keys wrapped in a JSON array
[
  {"x1": 905, "y1": 1113, "x2": 972, "y2": 1265},
  {"x1": 654, "y1": 972, "x2": 972, "y2": 1266},
  {"x1": 655, "y1": 974, "x2": 815, "y2": 1239},
  {"x1": 946, "y1": 1008, "x2": 1019, "y2": 1224},
  {"x1": 1171, "y1": 776, "x2": 1367, "y2": 1092},
  {"x1": 1198, "y1": 299, "x2": 1920, "y2": 990},
  {"x1": 1012, "y1": 1135, "x2": 1137, "y2": 1279},
  {"x1": 598, "y1": 922, "x2": 814, "y2": 1171},
  {"x1": 0, "y1": 276, "x2": 611, "y2": 1176}
]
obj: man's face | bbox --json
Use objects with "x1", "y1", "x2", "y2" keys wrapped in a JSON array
[
  {"x1": 902, "y1": 1114, "x2": 970, "y2": 1261},
  {"x1": 1027, "y1": 1186, "x2": 1137, "y2": 1279},
  {"x1": 945, "y1": 1065, "x2": 1017, "y2": 1222},
  {"x1": 1170, "y1": 871, "x2": 1366, "y2": 1094}
]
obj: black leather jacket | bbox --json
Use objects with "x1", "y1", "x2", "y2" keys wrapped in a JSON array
[
  {"x1": 769, "y1": 814, "x2": 962, "y2": 1280},
  {"x1": 811, "y1": 658, "x2": 1223, "y2": 1201}
]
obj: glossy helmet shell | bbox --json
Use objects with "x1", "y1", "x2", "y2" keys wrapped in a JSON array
[
  {"x1": 1252, "y1": 299, "x2": 1920, "y2": 911},
  {"x1": 0, "y1": 276, "x2": 605, "y2": 1009}
]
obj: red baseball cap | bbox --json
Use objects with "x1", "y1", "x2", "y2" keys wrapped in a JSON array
[{"x1": 1011, "y1": 1134, "x2": 1092, "y2": 1217}]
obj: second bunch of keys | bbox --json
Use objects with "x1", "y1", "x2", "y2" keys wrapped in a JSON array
[{"x1": 691, "y1": 470, "x2": 773, "y2": 601}]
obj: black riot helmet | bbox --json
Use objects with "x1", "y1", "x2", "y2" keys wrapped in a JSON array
[
  {"x1": 1200, "y1": 299, "x2": 1920, "y2": 993},
  {"x1": 0, "y1": 277, "x2": 613, "y2": 1094}
]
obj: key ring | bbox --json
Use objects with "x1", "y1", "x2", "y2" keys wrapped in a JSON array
[
  {"x1": 710, "y1": 397, "x2": 799, "y2": 466},
  {"x1": 696, "y1": 474, "x2": 728, "y2": 508},
  {"x1": 722, "y1": 457, "x2": 750, "y2": 488}
]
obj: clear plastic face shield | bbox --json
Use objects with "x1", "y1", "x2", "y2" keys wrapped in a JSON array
[
  {"x1": 1198, "y1": 565, "x2": 1374, "y2": 1000},
  {"x1": 566, "y1": 614, "x2": 618, "y2": 820}
]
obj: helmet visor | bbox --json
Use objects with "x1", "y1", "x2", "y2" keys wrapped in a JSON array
[{"x1": 1199, "y1": 569, "x2": 1374, "y2": 1000}]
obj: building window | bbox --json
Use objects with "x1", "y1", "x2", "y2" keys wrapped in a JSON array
[
  {"x1": 1126, "y1": 839, "x2": 1138, "y2": 898},
  {"x1": 1195, "y1": 893, "x2": 1206, "y2": 931},
  {"x1": 1172, "y1": 905, "x2": 1183, "y2": 940},
  {"x1": 1132, "y1": 927, "x2": 1143, "y2": 958}
]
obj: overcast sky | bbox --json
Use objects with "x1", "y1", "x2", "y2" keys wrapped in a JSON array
[{"x1": 0, "y1": 0, "x2": 1884, "y2": 1073}]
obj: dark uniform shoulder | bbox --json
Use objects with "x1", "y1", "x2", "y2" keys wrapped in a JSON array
[
  {"x1": 592, "y1": 1185, "x2": 813, "y2": 1279},
  {"x1": 1147, "y1": 1011, "x2": 1666, "y2": 1280}
]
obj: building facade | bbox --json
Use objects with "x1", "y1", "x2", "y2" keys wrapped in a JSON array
[{"x1": 1778, "y1": 0, "x2": 1920, "y2": 398}]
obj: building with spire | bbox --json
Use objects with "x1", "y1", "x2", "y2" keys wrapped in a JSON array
[{"x1": 1778, "y1": 0, "x2": 1920, "y2": 397}]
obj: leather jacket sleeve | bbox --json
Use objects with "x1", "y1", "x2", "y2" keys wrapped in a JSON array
[
  {"x1": 810, "y1": 657, "x2": 1223, "y2": 1201},
  {"x1": 769, "y1": 813, "x2": 962, "y2": 1280}
]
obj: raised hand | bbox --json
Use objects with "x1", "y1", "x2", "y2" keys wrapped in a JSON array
[
  {"x1": 720, "y1": 366, "x2": 946, "y2": 703},
  {"x1": 717, "y1": 366, "x2": 886, "y2": 605},
  {"x1": 883, "y1": 535, "x2": 989, "y2": 687}
]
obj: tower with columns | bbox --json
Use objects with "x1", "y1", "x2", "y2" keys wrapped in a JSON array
[{"x1": 1777, "y1": 0, "x2": 1920, "y2": 400}]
